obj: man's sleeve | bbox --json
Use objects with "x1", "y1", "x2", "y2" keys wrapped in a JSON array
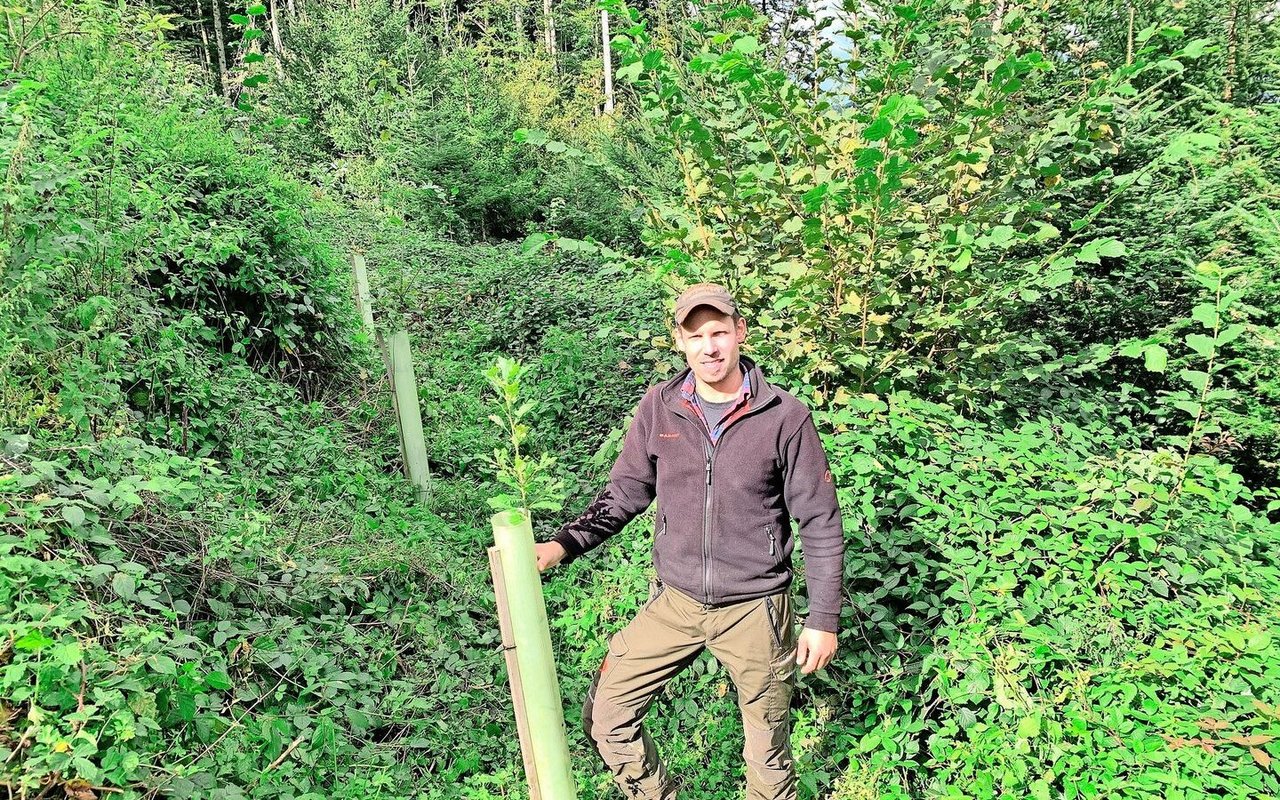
[
  {"x1": 552, "y1": 391, "x2": 657, "y2": 561},
  {"x1": 781, "y1": 414, "x2": 845, "y2": 633}
]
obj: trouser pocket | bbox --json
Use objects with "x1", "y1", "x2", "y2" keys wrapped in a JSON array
[
  {"x1": 762, "y1": 593, "x2": 797, "y2": 689},
  {"x1": 643, "y1": 579, "x2": 666, "y2": 612},
  {"x1": 763, "y1": 595, "x2": 785, "y2": 650}
]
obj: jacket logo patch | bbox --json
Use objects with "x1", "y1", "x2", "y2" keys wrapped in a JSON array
[
  {"x1": 823, "y1": 470, "x2": 833, "y2": 483},
  {"x1": 658, "y1": 432, "x2": 680, "y2": 439}
]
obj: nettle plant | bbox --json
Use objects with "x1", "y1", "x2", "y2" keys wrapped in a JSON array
[{"x1": 483, "y1": 356, "x2": 566, "y2": 516}]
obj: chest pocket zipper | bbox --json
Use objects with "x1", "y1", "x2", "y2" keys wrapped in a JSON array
[{"x1": 766, "y1": 525, "x2": 777, "y2": 558}]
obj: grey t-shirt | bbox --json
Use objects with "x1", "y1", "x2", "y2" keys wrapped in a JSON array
[{"x1": 697, "y1": 395, "x2": 737, "y2": 433}]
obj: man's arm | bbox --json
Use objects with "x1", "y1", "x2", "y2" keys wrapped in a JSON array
[
  {"x1": 780, "y1": 413, "x2": 845, "y2": 673},
  {"x1": 781, "y1": 414, "x2": 845, "y2": 634},
  {"x1": 541, "y1": 391, "x2": 658, "y2": 569}
]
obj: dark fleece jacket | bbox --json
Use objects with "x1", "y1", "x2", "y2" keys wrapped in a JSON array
[{"x1": 553, "y1": 358, "x2": 845, "y2": 632}]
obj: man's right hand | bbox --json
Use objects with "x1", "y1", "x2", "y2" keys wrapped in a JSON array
[{"x1": 535, "y1": 541, "x2": 567, "y2": 572}]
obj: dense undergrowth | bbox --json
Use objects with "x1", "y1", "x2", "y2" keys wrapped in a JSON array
[{"x1": 3, "y1": 1, "x2": 1280, "y2": 799}]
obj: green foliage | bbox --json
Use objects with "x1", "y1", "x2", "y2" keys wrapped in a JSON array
[
  {"x1": 0, "y1": 433, "x2": 517, "y2": 799},
  {"x1": 1028, "y1": 95, "x2": 1280, "y2": 486},
  {"x1": 315, "y1": 205, "x2": 664, "y2": 525},
  {"x1": 5, "y1": 0, "x2": 1280, "y2": 798},
  {"x1": 125, "y1": 120, "x2": 346, "y2": 366},
  {"x1": 483, "y1": 356, "x2": 566, "y2": 513},
  {"x1": 1115, "y1": 261, "x2": 1251, "y2": 455},
  {"x1": 0, "y1": 0, "x2": 354, "y2": 443},
  {"x1": 258, "y1": 0, "x2": 647, "y2": 245},
  {"x1": 816, "y1": 394, "x2": 1279, "y2": 799},
  {"x1": 591, "y1": 0, "x2": 1173, "y2": 405}
]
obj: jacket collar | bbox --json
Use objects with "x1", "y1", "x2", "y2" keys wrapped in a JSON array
[{"x1": 659, "y1": 355, "x2": 778, "y2": 412}]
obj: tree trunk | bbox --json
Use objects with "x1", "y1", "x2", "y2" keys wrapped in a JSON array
[
  {"x1": 543, "y1": 0, "x2": 555, "y2": 58},
  {"x1": 1126, "y1": 1, "x2": 1135, "y2": 66},
  {"x1": 601, "y1": 9, "x2": 614, "y2": 114},
  {"x1": 809, "y1": 10, "x2": 819, "y2": 94},
  {"x1": 195, "y1": 0, "x2": 212, "y2": 76},
  {"x1": 268, "y1": 0, "x2": 286, "y2": 77},
  {"x1": 441, "y1": 0, "x2": 451, "y2": 52},
  {"x1": 269, "y1": 0, "x2": 285, "y2": 52},
  {"x1": 210, "y1": 0, "x2": 230, "y2": 100},
  {"x1": 1223, "y1": 0, "x2": 1238, "y2": 101},
  {"x1": 992, "y1": 0, "x2": 1007, "y2": 33}
]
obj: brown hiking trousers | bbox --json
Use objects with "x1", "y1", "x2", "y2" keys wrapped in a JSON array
[{"x1": 581, "y1": 583, "x2": 799, "y2": 799}]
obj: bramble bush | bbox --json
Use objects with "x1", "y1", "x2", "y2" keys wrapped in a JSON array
[
  {"x1": 0, "y1": 432, "x2": 525, "y2": 799},
  {"x1": 0, "y1": 2, "x2": 353, "y2": 444},
  {"x1": 817, "y1": 393, "x2": 1279, "y2": 798}
]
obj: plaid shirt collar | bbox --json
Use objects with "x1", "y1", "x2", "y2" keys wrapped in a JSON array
[{"x1": 680, "y1": 365, "x2": 752, "y2": 443}]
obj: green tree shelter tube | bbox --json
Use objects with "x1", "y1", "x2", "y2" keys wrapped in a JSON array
[{"x1": 490, "y1": 510, "x2": 577, "y2": 799}]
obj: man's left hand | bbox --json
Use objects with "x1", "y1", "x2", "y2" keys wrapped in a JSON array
[{"x1": 795, "y1": 628, "x2": 838, "y2": 674}]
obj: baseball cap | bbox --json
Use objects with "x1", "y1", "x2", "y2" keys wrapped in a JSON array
[{"x1": 673, "y1": 283, "x2": 738, "y2": 326}]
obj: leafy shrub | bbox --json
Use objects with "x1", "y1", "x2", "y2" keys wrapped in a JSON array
[
  {"x1": 808, "y1": 393, "x2": 1280, "y2": 799},
  {"x1": 0, "y1": 433, "x2": 523, "y2": 799},
  {"x1": 0, "y1": 3, "x2": 356, "y2": 443},
  {"x1": 126, "y1": 129, "x2": 351, "y2": 368},
  {"x1": 1023, "y1": 102, "x2": 1280, "y2": 488}
]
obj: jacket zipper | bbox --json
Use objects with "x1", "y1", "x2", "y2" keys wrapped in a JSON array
[
  {"x1": 672, "y1": 388, "x2": 777, "y2": 608},
  {"x1": 703, "y1": 441, "x2": 714, "y2": 605},
  {"x1": 767, "y1": 525, "x2": 776, "y2": 558}
]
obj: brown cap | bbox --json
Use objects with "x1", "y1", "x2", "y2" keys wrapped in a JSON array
[{"x1": 673, "y1": 283, "x2": 738, "y2": 326}]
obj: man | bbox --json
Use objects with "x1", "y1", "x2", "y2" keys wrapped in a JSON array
[{"x1": 534, "y1": 283, "x2": 844, "y2": 800}]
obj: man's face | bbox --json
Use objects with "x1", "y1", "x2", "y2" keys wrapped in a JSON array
[{"x1": 674, "y1": 307, "x2": 747, "y2": 388}]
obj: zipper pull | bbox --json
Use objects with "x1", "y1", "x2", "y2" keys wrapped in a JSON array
[
  {"x1": 769, "y1": 529, "x2": 776, "y2": 556},
  {"x1": 705, "y1": 454, "x2": 712, "y2": 485}
]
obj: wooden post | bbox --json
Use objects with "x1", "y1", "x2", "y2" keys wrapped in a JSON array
[
  {"x1": 389, "y1": 331, "x2": 432, "y2": 503},
  {"x1": 488, "y1": 547, "x2": 542, "y2": 800}
]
